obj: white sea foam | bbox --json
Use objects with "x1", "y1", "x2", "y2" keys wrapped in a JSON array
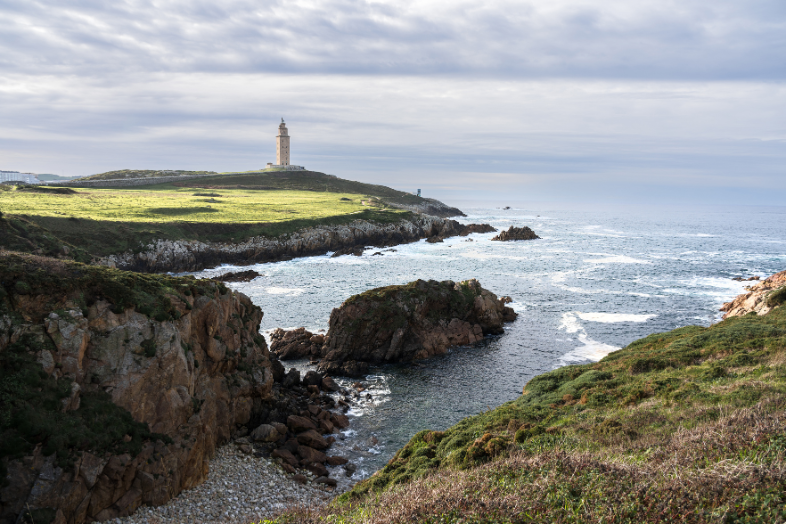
[
  {"x1": 585, "y1": 255, "x2": 651, "y2": 264},
  {"x1": 556, "y1": 312, "x2": 620, "y2": 367},
  {"x1": 265, "y1": 286, "x2": 304, "y2": 296},
  {"x1": 577, "y1": 312, "x2": 656, "y2": 323}
]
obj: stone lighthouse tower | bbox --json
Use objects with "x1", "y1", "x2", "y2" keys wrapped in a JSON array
[{"x1": 276, "y1": 119, "x2": 290, "y2": 166}]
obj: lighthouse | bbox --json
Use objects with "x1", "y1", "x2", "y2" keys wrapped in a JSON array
[{"x1": 276, "y1": 118, "x2": 290, "y2": 166}]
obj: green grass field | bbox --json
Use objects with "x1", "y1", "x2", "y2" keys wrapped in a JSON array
[
  {"x1": 0, "y1": 185, "x2": 381, "y2": 223},
  {"x1": 0, "y1": 175, "x2": 414, "y2": 259}
]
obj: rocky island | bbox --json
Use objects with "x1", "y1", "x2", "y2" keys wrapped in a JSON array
[
  {"x1": 490, "y1": 225, "x2": 540, "y2": 241},
  {"x1": 272, "y1": 279, "x2": 517, "y2": 377}
]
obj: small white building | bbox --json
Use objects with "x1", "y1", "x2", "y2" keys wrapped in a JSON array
[{"x1": 0, "y1": 171, "x2": 41, "y2": 184}]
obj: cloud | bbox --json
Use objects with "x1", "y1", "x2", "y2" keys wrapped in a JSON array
[
  {"x1": 1, "y1": 1, "x2": 784, "y2": 204},
  {"x1": 1, "y1": 0, "x2": 785, "y2": 79}
]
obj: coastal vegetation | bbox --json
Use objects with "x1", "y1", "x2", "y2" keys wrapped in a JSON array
[
  {"x1": 272, "y1": 298, "x2": 786, "y2": 523},
  {"x1": 0, "y1": 180, "x2": 409, "y2": 259}
]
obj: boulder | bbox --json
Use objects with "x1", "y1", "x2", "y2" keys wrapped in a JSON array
[
  {"x1": 270, "y1": 422, "x2": 288, "y2": 437},
  {"x1": 315, "y1": 476, "x2": 337, "y2": 486},
  {"x1": 287, "y1": 415, "x2": 317, "y2": 433},
  {"x1": 281, "y1": 368, "x2": 301, "y2": 388},
  {"x1": 298, "y1": 445, "x2": 327, "y2": 464},
  {"x1": 321, "y1": 376, "x2": 339, "y2": 392},
  {"x1": 271, "y1": 328, "x2": 324, "y2": 360},
  {"x1": 250, "y1": 424, "x2": 280, "y2": 443},
  {"x1": 305, "y1": 462, "x2": 329, "y2": 477},
  {"x1": 302, "y1": 370, "x2": 323, "y2": 387},
  {"x1": 326, "y1": 456, "x2": 348, "y2": 466},
  {"x1": 271, "y1": 448, "x2": 299, "y2": 468},
  {"x1": 297, "y1": 429, "x2": 330, "y2": 450},
  {"x1": 316, "y1": 279, "x2": 517, "y2": 375}
]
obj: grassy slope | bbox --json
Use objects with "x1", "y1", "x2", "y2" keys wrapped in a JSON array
[
  {"x1": 277, "y1": 302, "x2": 786, "y2": 523},
  {"x1": 0, "y1": 178, "x2": 410, "y2": 258},
  {"x1": 76, "y1": 169, "x2": 218, "y2": 180}
]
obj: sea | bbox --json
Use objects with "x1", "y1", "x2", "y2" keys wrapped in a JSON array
[{"x1": 189, "y1": 201, "x2": 786, "y2": 480}]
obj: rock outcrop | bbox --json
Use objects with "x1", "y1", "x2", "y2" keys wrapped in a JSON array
[
  {"x1": 270, "y1": 328, "x2": 324, "y2": 361},
  {"x1": 0, "y1": 254, "x2": 347, "y2": 524},
  {"x1": 490, "y1": 226, "x2": 540, "y2": 241},
  {"x1": 98, "y1": 216, "x2": 495, "y2": 274},
  {"x1": 214, "y1": 270, "x2": 262, "y2": 282},
  {"x1": 720, "y1": 270, "x2": 786, "y2": 318},
  {"x1": 285, "y1": 279, "x2": 518, "y2": 377}
]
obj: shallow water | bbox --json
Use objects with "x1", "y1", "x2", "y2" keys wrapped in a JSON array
[{"x1": 192, "y1": 202, "x2": 786, "y2": 478}]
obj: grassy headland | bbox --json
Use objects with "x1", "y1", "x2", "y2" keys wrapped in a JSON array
[
  {"x1": 0, "y1": 172, "x2": 414, "y2": 259},
  {"x1": 276, "y1": 298, "x2": 786, "y2": 523}
]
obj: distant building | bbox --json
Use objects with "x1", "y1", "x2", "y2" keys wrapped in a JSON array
[
  {"x1": 0, "y1": 171, "x2": 41, "y2": 184},
  {"x1": 266, "y1": 119, "x2": 305, "y2": 171}
]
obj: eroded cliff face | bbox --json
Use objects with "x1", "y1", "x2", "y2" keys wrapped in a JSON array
[
  {"x1": 720, "y1": 270, "x2": 786, "y2": 318},
  {"x1": 270, "y1": 279, "x2": 516, "y2": 377},
  {"x1": 98, "y1": 216, "x2": 490, "y2": 273},
  {"x1": 0, "y1": 254, "x2": 273, "y2": 524}
]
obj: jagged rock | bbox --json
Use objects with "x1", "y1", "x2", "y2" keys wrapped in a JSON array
[
  {"x1": 491, "y1": 226, "x2": 540, "y2": 241},
  {"x1": 458, "y1": 224, "x2": 497, "y2": 236},
  {"x1": 213, "y1": 270, "x2": 261, "y2": 282},
  {"x1": 316, "y1": 279, "x2": 517, "y2": 376},
  {"x1": 270, "y1": 327, "x2": 324, "y2": 360},
  {"x1": 721, "y1": 270, "x2": 786, "y2": 318}
]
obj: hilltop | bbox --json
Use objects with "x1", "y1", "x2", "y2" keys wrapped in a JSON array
[
  {"x1": 0, "y1": 171, "x2": 470, "y2": 271},
  {"x1": 276, "y1": 273, "x2": 786, "y2": 523}
]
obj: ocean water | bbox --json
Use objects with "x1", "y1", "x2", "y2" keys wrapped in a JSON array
[{"x1": 192, "y1": 202, "x2": 786, "y2": 479}]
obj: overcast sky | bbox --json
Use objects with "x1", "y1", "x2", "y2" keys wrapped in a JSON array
[{"x1": 1, "y1": 0, "x2": 785, "y2": 204}]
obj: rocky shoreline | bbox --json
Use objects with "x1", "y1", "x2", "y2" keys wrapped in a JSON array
[{"x1": 98, "y1": 216, "x2": 496, "y2": 273}]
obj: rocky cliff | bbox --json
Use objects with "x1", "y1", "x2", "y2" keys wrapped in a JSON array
[
  {"x1": 271, "y1": 280, "x2": 516, "y2": 377},
  {"x1": 0, "y1": 254, "x2": 276, "y2": 524},
  {"x1": 99, "y1": 216, "x2": 493, "y2": 274},
  {"x1": 720, "y1": 270, "x2": 786, "y2": 318}
]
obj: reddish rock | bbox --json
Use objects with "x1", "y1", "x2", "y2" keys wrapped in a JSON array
[
  {"x1": 315, "y1": 476, "x2": 337, "y2": 486},
  {"x1": 287, "y1": 415, "x2": 317, "y2": 433},
  {"x1": 297, "y1": 429, "x2": 330, "y2": 450},
  {"x1": 331, "y1": 414, "x2": 350, "y2": 429},
  {"x1": 305, "y1": 462, "x2": 329, "y2": 477},
  {"x1": 293, "y1": 474, "x2": 308, "y2": 485},
  {"x1": 298, "y1": 445, "x2": 327, "y2": 464},
  {"x1": 271, "y1": 448, "x2": 299, "y2": 468},
  {"x1": 326, "y1": 456, "x2": 348, "y2": 466}
]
